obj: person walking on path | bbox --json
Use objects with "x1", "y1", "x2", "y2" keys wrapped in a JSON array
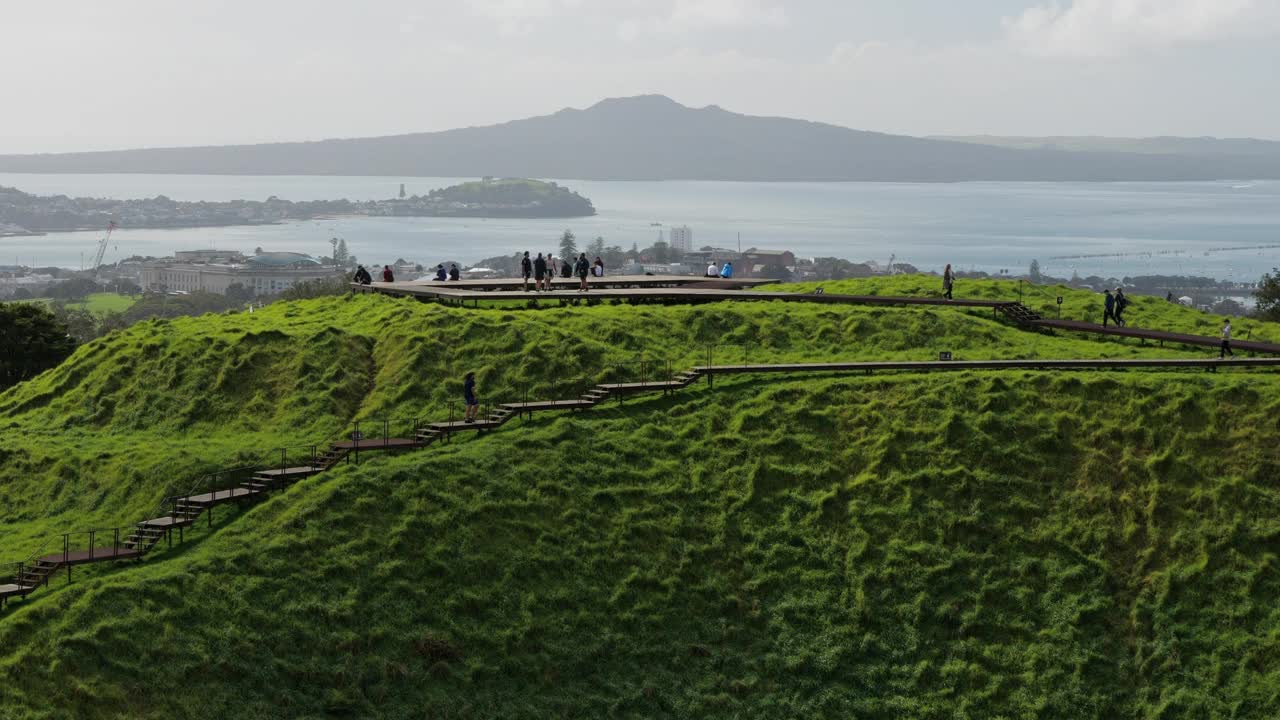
[
  {"x1": 1103, "y1": 289, "x2": 1118, "y2": 327},
  {"x1": 593, "y1": 256, "x2": 605, "y2": 277},
  {"x1": 353, "y1": 265, "x2": 372, "y2": 285},
  {"x1": 521, "y1": 251, "x2": 533, "y2": 291},
  {"x1": 720, "y1": 261, "x2": 734, "y2": 279},
  {"x1": 463, "y1": 372, "x2": 479, "y2": 423},
  {"x1": 434, "y1": 264, "x2": 448, "y2": 282},
  {"x1": 575, "y1": 252, "x2": 591, "y2": 291},
  {"x1": 534, "y1": 253, "x2": 548, "y2": 291},
  {"x1": 1114, "y1": 288, "x2": 1130, "y2": 327},
  {"x1": 381, "y1": 265, "x2": 395, "y2": 283},
  {"x1": 449, "y1": 263, "x2": 460, "y2": 281},
  {"x1": 1221, "y1": 319, "x2": 1235, "y2": 358},
  {"x1": 942, "y1": 263, "x2": 955, "y2": 300},
  {"x1": 706, "y1": 261, "x2": 719, "y2": 278}
]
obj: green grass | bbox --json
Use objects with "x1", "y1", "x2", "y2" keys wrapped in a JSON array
[
  {"x1": 63, "y1": 292, "x2": 137, "y2": 316},
  {"x1": 2, "y1": 277, "x2": 1280, "y2": 717}
]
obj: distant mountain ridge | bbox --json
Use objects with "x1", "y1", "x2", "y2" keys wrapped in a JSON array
[
  {"x1": 932, "y1": 135, "x2": 1280, "y2": 157},
  {"x1": 3, "y1": 95, "x2": 1279, "y2": 181}
]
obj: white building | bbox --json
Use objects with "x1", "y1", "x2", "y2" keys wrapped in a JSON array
[
  {"x1": 669, "y1": 225, "x2": 693, "y2": 253},
  {"x1": 140, "y1": 252, "x2": 339, "y2": 296}
]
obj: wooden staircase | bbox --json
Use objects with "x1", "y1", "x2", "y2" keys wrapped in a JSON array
[
  {"x1": 0, "y1": 363, "x2": 739, "y2": 609},
  {"x1": 996, "y1": 302, "x2": 1043, "y2": 325}
]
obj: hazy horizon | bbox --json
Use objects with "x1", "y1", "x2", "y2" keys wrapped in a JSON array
[{"x1": 4, "y1": 0, "x2": 1280, "y2": 155}]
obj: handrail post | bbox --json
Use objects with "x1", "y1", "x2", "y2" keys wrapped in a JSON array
[
  {"x1": 89, "y1": 530, "x2": 95, "y2": 561},
  {"x1": 384, "y1": 418, "x2": 389, "y2": 447}
]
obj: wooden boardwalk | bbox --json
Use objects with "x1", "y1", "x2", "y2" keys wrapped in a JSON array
[
  {"x1": 1033, "y1": 318, "x2": 1280, "y2": 354},
  {"x1": 7, "y1": 350, "x2": 1280, "y2": 612},
  {"x1": 358, "y1": 277, "x2": 1280, "y2": 356}
]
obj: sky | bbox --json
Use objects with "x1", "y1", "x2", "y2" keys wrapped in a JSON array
[{"x1": 2, "y1": 0, "x2": 1279, "y2": 153}]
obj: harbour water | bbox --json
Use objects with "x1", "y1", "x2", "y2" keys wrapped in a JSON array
[{"x1": 2, "y1": 174, "x2": 1278, "y2": 282}]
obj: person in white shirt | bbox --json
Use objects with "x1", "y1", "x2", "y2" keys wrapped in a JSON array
[
  {"x1": 1221, "y1": 319, "x2": 1234, "y2": 358},
  {"x1": 706, "y1": 262, "x2": 719, "y2": 278}
]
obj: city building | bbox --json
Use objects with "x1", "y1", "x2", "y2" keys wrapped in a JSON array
[
  {"x1": 669, "y1": 225, "x2": 693, "y2": 253},
  {"x1": 140, "y1": 251, "x2": 339, "y2": 296}
]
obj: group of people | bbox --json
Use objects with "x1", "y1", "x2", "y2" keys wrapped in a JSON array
[
  {"x1": 520, "y1": 251, "x2": 605, "y2": 292},
  {"x1": 432, "y1": 263, "x2": 461, "y2": 282},
  {"x1": 704, "y1": 261, "x2": 733, "y2": 278},
  {"x1": 1102, "y1": 287, "x2": 1132, "y2": 327},
  {"x1": 352, "y1": 265, "x2": 395, "y2": 284}
]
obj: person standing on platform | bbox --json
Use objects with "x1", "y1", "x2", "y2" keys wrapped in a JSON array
[
  {"x1": 942, "y1": 263, "x2": 955, "y2": 300},
  {"x1": 720, "y1": 261, "x2": 733, "y2": 279},
  {"x1": 521, "y1": 251, "x2": 533, "y2": 291},
  {"x1": 463, "y1": 372, "x2": 479, "y2": 423},
  {"x1": 1221, "y1": 319, "x2": 1235, "y2": 358},
  {"x1": 1114, "y1": 288, "x2": 1129, "y2": 327},
  {"x1": 381, "y1": 265, "x2": 395, "y2": 283},
  {"x1": 576, "y1": 253, "x2": 591, "y2": 292},
  {"x1": 1103, "y1": 289, "x2": 1118, "y2": 327},
  {"x1": 534, "y1": 253, "x2": 547, "y2": 292},
  {"x1": 449, "y1": 264, "x2": 460, "y2": 281}
]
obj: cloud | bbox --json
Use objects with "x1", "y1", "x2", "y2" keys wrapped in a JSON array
[
  {"x1": 619, "y1": 0, "x2": 786, "y2": 40},
  {"x1": 1004, "y1": 0, "x2": 1280, "y2": 58},
  {"x1": 465, "y1": 0, "x2": 585, "y2": 35},
  {"x1": 827, "y1": 40, "x2": 889, "y2": 65}
]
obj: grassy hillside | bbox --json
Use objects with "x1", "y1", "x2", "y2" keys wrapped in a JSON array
[
  {"x1": 774, "y1": 275, "x2": 1275, "y2": 342},
  {"x1": 2, "y1": 278, "x2": 1280, "y2": 717}
]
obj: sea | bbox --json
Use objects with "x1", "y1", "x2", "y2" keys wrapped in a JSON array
[{"x1": 2, "y1": 173, "x2": 1278, "y2": 283}]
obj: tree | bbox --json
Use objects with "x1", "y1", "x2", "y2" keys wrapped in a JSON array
[
  {"x1": 649, "y1": 241, "x2": 672, "y2": 263},
  {"x1": 0, "y1": 303, "x2": 76, "y2": 390},
  {"x1": 44, "y1": 276, "x2": 99, "y2": 300},
  {"x1": 334, "y1": 238, "x2": 350, "y2": 266},
  {"x1": 225, "y1": 283, "x2": 256, "y2": 303},
  {"x1": 588, "y1": 236, "x2": 606, "y2": 259},
  {"x1": 559, "y1": 229, "x2": 577, "y2": 259},
  {"x1": 1029, "y1": 259, "x2": 1043, "y2": 283},
  {"x1": 1254, "y1": 268, "x2": 1280, "y2": 321}
]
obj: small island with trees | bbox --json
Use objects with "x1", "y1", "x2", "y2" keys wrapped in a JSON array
[
  {"x1": 0, "y1": 178, "x2": 595, "y2": 235},
  {"x1": 372, "y1": 178, "x2": 595, "y2": 219}
]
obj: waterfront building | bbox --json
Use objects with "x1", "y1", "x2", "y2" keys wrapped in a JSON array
[
  {"x1": 140, "y1": 251, "x2": 339, "y2": 296},
  {"x1": 669, "y1": 225, "x2": 693, "y2": 252}
]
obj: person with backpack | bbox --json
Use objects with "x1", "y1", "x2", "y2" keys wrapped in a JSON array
[
  {"x1": 1113, "y1": 287, "x2": 1130, "y2": 326},
  {"x1": 942, "y1": 263, "x2": 955, "y2": 300},
  {"x1": 463, "y1": 372, "x2": 479, "y2": 423},
  {"x1": 1221, "y1": 319, "x2": 1235, "y2": 358},
  {"x1": 521, "y1": 251, "x2": 533, "y2": 291},
  {"x1": 434, "y1": 264, "x2": 447, "y2": 282},
  {"x1": 449, "y1": 263, "x2": 460, "y2": 281},
  {"x1": 381, "y1": 265, "x2": 395, "y2": 283},
  {"x1": 1103, "y1": 289, "x2": 1118, "y2": 327},
  {"x1": 575, "y1": 253, "x2": 591, "y2": 292},
  {"x1": 533, "y1": 252, "x2": 547, "y2": 291}
]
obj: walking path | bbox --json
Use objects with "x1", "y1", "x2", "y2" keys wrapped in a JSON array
[
  {"x1": 5, "y1": 354, "x2": 1280, "y2": 611},
  {"x1": 357, "y1": 279, "x2": 1280, "y2": 356}
]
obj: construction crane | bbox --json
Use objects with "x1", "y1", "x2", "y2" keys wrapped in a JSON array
[{"x1": 92, "y1": 220, "x2": 117, "y2": 278}]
